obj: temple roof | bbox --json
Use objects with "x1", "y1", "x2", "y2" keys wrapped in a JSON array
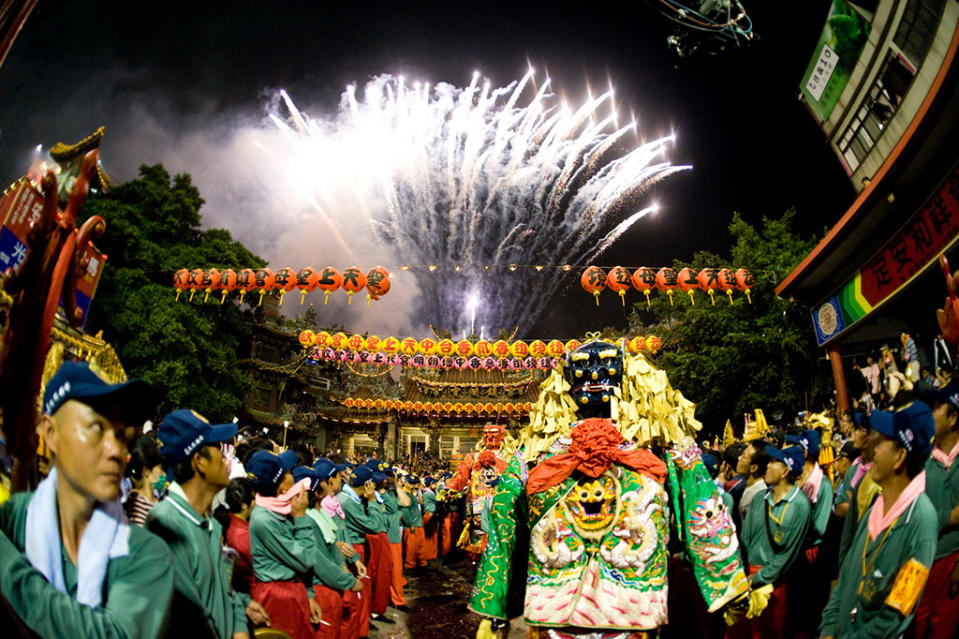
[{"x1": 49, "y1": 127, "x2": 112, "y2": 192}]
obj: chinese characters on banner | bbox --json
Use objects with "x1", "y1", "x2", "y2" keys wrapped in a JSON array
[
  {"x1": 860, "y1": 169, "x2": 959, "y2": 304},
  {"x1": 0, "y1": 178, "x2": 106, "y2": 328}
]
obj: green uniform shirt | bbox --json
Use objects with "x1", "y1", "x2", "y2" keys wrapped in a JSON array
[
  {"x1": 740, "y1": 485, "x2": 811, "y2": 586},
  {"x1": 380, "y1": 491, "x2": 402, "y2": 543},
  {"x1": 924, "y1": 454, "x2": 959, "y2": 559},
  {"x1": 839, "y1": 464, "x2": 882, "y2": 568},
  {"x1": 337, "y1": 486, "x2": 386, "y2": 544},
  {"x1": 401, "y1": 498, "x2": 423, "y2": 529},
  {"x1": 423, "y1": 490, "x2": 437, "y2": 514},
  {"x1": 303, "y1": 509, "x2": 358, "y2": 591},
  {"x1": 0, "y1": 491, "x2": 173, "y2": 639},
  {"x1": 819, "y1": 493, "x2": 938, "y2": 638},
  {"x1": 807, "y1": 474, "x2": 834, "y2": 547},
  {"x1": 146, "y1": 483, "x2": 248, "y2": 638},
  {"x1": 248, "y1": 505, "x2": 316, "y2": 585}
]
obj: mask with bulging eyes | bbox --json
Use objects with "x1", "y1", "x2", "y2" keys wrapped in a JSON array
[{"x1": 563, "y1": 340, "x2": 623, "y2": 417}]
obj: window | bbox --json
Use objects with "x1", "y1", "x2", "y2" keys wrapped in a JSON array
[{"x1": 895, "y1": 0, "x2": 947, "y2": 67}]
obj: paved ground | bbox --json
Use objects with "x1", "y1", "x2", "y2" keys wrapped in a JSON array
[{"x1": 368, "y1": 554, "x2": 527, "y2": 639}]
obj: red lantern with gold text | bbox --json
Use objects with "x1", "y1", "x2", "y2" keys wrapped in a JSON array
[
  {"x1": 677, "y1": 267, "x2": 698, "y2": 305},
  {"x1": 317, "y1": 267, "x2": 342, "y2": 305},
  {"x1": 736, "y1": 268, "x2": 754, "y2": 304},
  {"x1": 273, "y1": 267, "x2": 296, "y2": 304},
  {"x1": 188, "y1": 269, "x2": 204, "y2": 302},
  {"x1": 296, "y1": 267, "x2": 319, "y2": 305},
  {"x1": 218, "y1": 269, "x2": 237, "y2": 304},
  {"x1": 173, "y1": 269, "x2": 189, "y2": 302},
  {"x1": 697, "y1": 268, "x2": 720, "y2": 305},
  {"x1": 341, "y1": 267, "x2": 366, "y2": 304},
  {"x1": 717, "y1": 268, "x2": 736, "y2": 304},
  {"x1": 253, "y1": 268, "x2": 275, "y2": 306},
  {"x1": 236, "y1": 269, "x2": 256, "y2": 304},
  {"x1": 631, "y1": 266, "x2": 656, "y2": 309},
  {"x1": 606, "y1": 266, "x2": 631, "y2": 307},
  {"x1": 365, "y1": 266, "x2": 390, "y2": 305},
  {"x1": 581, "y1": 266, "x2": 607, "y2": 306},
  {"x1": 655, "y1": 267, "x2": 678, "y2": 306}
]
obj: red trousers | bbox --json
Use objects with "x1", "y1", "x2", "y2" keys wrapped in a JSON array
[
  {"x1": 440, "y1": 513, "x2": 453, "y2": 556},
  {"x1": 403, "y1": 526, "x2": 427, "y2": 569},
  {"x1": 423, "y1": 512, "x2": 438, "y2": 560},
  {"x1": 352, "y1": 543, "x2": 373, "y2": 637},
  {"x1": 909, "y1": 550, "x2": 959, "y2": 639},
  {"x1": 364, "y1": 532, "x2": 393, "y2": 615},
  {"x1": 251, "y1": 579, "x2": 314, "y2": 639},
  {"x1": 389, "y1": 541, "x2": 407, "y2": 606},
  {"x1": 312, "y1": 584, "x2": 362, "y2": 639},
  {"x1": 725, "y1": 566, "x2": 787, "y2": 639}
]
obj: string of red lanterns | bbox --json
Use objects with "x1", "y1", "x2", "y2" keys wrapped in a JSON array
[
  {"x1": 172, "y1": 266, "x2": 392, "y2": 306},
  {"x1": 582, "y1": 266, "x2": 754, "y2": 307}
]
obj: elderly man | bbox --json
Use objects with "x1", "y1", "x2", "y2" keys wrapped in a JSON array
[{"x1": 0, "y1": 361, "x2": 173, "y2": 638}]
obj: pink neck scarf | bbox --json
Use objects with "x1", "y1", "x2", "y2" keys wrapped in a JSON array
[
  {"x1": 321, "y1": 494, "x2": 345, "y2": 519},
  {"x1": 255, "y1": 478, "x2": 311, "y2": 516},
  {"x1": 801, "y1": 463, "x2": 824, "y2": 504},
  {"x1": 852, "y1": 458, "x2": 871, "y2": 486},
  {"x1": 931, "y1": 437, "x2": 959, "y2": 470},
  {"x1": 867, "y1": 470, "x2": 926, "y2": 540}
]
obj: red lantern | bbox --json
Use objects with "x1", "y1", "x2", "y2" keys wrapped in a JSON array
[
  {"x1": 631, "y1": 266, "x2": 656, "y2": 309},
  {"x1": 188, "y1": 269, "x2": 204, "y2": 302},
  {"x1": 736, "y1": 268, "x2": 755, "y2": 304},
  {"x1": 677, "y1": 267, "x2": 698, "y2": 305},
  {"x1": 718, "y1": 268, "x2": 736, "y2": 305},
  {"x1": 253, "y1": 268, "x2": 275, "y2": 306},
  {"x1": 341, "y1": 267, "x2": 366, "y2": 304},
  {"x1": 581, "y1": 266, "x2": 607, "y2": 305},
  {"x1": 365, "y1": 266, "x2": 391, "y2": 305},
  {"x1": 236, "y1": 269, "x2": 256, "y2": 304},
  {"x1": 218, "y1": 269, "x2": 237, "y2": 304},
  {"x1": 296, "y1": 267, "x2": 319, "y2": 305},
  {"x1": 317, "y1": 266, "x2": 342, "y2": 305},
  {"x1": 697, "y1": 268, "x2": 720, "y2": 305},
  {"x1": 173, "y1": 269, "x2": 189, "y2": 301},
  {"x1": 200, "y1": 268, "x2": 220, "y2": 303},
  {"x1": 655, "y1": 267, "x2": 678, "y2": 306},
  {"x1": 606, "y1": 266, "x2": 631, "y2": 307},
  {"x1": 272, "y1": 267, "x2": 296, "y2": 304}
]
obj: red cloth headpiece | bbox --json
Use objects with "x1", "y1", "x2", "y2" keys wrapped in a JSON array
[
  {"x1": 525, "y1": 418, "x2": 667, "y2": 495},
  {"x1": 476, "y1": 450, "x2": 498, "y2": 468}
]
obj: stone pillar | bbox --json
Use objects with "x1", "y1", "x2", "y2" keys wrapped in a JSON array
[
  {"x1": 386, "y1": 418, "x2": 398, "y2": 461},
  {"x1": 827, "y1": 344, "x2": 850, "y2": 412}
]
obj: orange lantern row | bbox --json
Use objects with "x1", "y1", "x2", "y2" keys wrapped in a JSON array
[
  {"x1": 298, "y1": 330, "x2": 663, "y2": 358},
  {"x1": 172, "y1": 266, "x2": 391, "y2": 306},
  {"x1": 581, "y1": 266, "x2": 754, "y2": 307},
  {"x1": 342, "y1": 397, "x2": 534, "y2": 415}
]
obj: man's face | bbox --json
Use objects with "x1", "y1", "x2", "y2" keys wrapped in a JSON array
[
  {"x1": 932, "y1": 402, "x2": 957, "y2": 439},
  {"x1": 869, "y1": 435, "x2": 904, "y2": 484},
  {"x1": 736, "y1": 445, "x2": 754, "y2": 476},
  {"x1": 195, "y1": 445, "x2": 230, "y2": 490},
  {"x1": 764, "y1": 459, "x2": 788, "y2": 486},
  {"x1": 861, "y1": 429, "x2": 880, "y2": 462},
  {"x1": 852, "y1": 425, "x2": 869, "y2": 449},
  {"x1": 327, "y1": 473, "x2": 343, "y2": 494},
  {"x1": 43, "y1": 400, "x2": 130, "y2": 503},
  {"x1": 835, "y1": 456, "x2": 851, "y2": 479},
  {"x1": 277, "y1": 471, "x2": 294, "y2": 494}
]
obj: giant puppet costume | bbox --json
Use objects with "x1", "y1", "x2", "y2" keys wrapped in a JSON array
[
  {"x1": 469, "y1": 338, "x2": 756, "y2": 638},
  {"x1": 448, "y1": 424, "x2": 509, "y2": 559}
]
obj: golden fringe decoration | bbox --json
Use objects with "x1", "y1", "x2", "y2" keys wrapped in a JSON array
[{"x1": 518, "y1": 352, "x2": 702, "y2": 462}]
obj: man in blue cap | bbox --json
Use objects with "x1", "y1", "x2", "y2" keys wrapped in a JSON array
[
  {"x1": 0, "y1": 361, "x2": 174, "y2": 638},
  {"x1": 247, "y1": 449, "x2": 321, "y2": 639},
  {"x1": 911, "y1": 383, "x2": 959, "y2": 639},
  {"x1": 820, "y1": 401, "x2": 938, "y2": 639},
  {"x1": 147, "y1": 409, "x2": 269, "y2": 638},
  {"x1": 371, "y1": 461, "x2": 410, "y2": 612},
  {"x1": 730, "y1": 444, "x2": 810, "y2": 638}
]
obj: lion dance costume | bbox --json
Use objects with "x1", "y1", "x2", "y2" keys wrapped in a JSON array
[
  {"x1": 469, "y1": 339, "x2": 754, "y2": 638},
  {"x1": 448, "y1": 425, "x2": 508, "y2": 559}
]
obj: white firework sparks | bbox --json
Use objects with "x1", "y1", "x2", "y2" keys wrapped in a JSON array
[{"x1": 269, "y1": 69, "x2": 689, "y2": 334}]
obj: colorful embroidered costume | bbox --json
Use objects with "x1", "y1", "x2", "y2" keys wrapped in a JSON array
[
  {"x1": 448, "y1": 426, "x2": 508, "y2": 559},
  {"x1": 469, "y1": 340, "x2": 750, "y2": 636}
]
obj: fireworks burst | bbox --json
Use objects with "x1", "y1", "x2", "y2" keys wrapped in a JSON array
[{"x1": 270, "y1": 69, "x2": 689, "y2": 335}]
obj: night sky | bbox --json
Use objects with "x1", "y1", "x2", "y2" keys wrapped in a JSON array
[{"x1": 0, "y1": 1, "x2": 856, "y2": 337}]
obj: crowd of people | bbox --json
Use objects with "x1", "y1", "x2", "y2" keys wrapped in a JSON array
[{"x1": 0, "y1": 361, "x2": 478, "y2": 639}]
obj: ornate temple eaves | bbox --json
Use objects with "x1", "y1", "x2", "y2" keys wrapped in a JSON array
[{"x1": 48, "y1": 127, "x2": 112, "y2": 192}]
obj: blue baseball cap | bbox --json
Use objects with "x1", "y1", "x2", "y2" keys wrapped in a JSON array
[
  {"x1": 43, "y1": 361, "x2": 154, "y2": 422},
  {"x1": 765, "y1": 445, "x2": 805, "y2": 478},
  {"x1": 700, "y1": 452, "x2": 720, "y2": 479},
  {"x1": 350, "y1": 465, "x2": 373, "y2": 486},
  {"x1": 157, "y1": 409, "x2": 238, "y2": 464},
  {"x1": 372, "y1": 471, "x2": 387, "y2": 484},
  {"x1": 292, "y1": 466, "x2": 321, "y2": 493},
  {"x1": 786, "y1": 429, "x2": 821, "y2": 459},
  {"x1": 312, "y1": 458, "x2": 337, "y2": 481},
  {"x1": 366, "y1": 458, "x2": 390, "y2": 473},
  {"x1": 868, "y1": 401, "x2": 935, "y2": 460},
  {"x1": 920, "y1": 380, "x2": 959, "y2": 413},
  {"x1": 246, "y1": 450, "x2": 298, "y2": 491},
  {"x1": 424, "y1": 477, "x2": 436, "y2": 487}
]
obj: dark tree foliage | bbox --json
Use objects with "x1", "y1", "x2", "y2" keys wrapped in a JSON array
[
  {"x1": 81, "y1": 165, "x2": 266, "y2": 419},
  {"x1": 631, "y1": 209, "x2": 832, "y2": 437}
]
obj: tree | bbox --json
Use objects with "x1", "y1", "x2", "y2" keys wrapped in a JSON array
[
  {"x1": 630, "y1": 209, "x2": 832, "y2": 437},
  {"x1": 81, "y1": 165, "x2": 266, "y2": 420}
]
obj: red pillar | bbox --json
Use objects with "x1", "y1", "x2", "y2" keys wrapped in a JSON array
[{"x1": 827, "y1": 344, "x2": 849, "y2": 412}]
